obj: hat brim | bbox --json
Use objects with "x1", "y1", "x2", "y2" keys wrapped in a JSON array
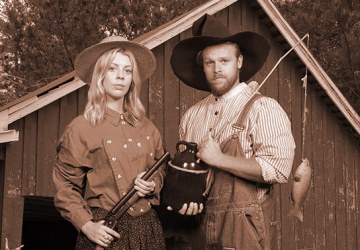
[
  {"x1": 75, "y1": 41, "x2": 156, "y2": 85},
  {"x1": 170, "y1": 32, "x2": 270, "y2": 91}
]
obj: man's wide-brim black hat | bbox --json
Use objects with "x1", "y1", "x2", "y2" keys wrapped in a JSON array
[{"x1": 170, "y1": 14, "x2": 271, "y2": 91}]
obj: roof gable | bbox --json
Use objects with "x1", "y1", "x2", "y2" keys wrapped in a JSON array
[{"x1": 0, "y1": 0, "x2": 359, "y2": 142}]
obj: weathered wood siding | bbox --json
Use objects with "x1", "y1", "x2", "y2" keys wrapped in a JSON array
[{"x1": 2, "y1": 1, "x2": 359, "y2": 249}]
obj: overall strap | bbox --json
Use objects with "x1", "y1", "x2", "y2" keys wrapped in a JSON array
[
  {"x1": 232, "y1": 93, "x2": 263, "y2": 133},
  {"x1": 204, "y1": 93, "x2": 263, "y2": 197}
]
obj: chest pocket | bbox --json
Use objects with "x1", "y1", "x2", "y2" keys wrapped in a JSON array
[{"x1": 229, "y1": 93, "x2": 263, "y2": 157}]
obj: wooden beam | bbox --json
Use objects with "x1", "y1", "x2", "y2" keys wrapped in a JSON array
[
  {"x1": 0, "y1": 130, "x2": 19, "y2": 143},
  {"x1": 4, "y1": 79, "x2": 86, "y2": 129},
  {"x1": 1, "y1": 120, "x2": 24, "y2": 250},
  {"x1": 256, "y1": 0, "x2": 360, "y2": 135},
  {"x1": 134, "y1": 0, "x2": 238, "y2": 49}
]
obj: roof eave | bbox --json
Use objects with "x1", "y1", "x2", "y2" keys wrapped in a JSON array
[
  {"x1": 0, "y1": 0, "x2": 359, "y2": 143},
  {"x1": 256, "y1": 0, "x2": 360, "y2": 135}
]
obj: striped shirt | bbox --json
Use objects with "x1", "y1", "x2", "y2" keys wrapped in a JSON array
[{"x1": 179, "y1": 81, "x2": 296, "y2": 199}]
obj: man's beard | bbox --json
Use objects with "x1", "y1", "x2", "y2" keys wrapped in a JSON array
[{"x1": 209, "y1": 78, "x2": 237, "y2": 97}]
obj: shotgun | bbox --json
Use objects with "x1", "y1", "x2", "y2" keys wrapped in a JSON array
[{"x1": 75, "y1": 151, "x2": 170, "y2": 250}]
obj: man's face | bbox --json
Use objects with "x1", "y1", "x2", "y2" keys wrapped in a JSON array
[{"x1": 202, "y1": 43, "x2": 243, "y2": 96}]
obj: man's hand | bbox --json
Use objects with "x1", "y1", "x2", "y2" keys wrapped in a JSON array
[
  {"x1": 81, "y1": 220, "x2": 120, "y2": 247},
  {"x1": 167, "y1": 202, "x2": 204, "y2": 215},
  {"x1": 196, "y1": 133, "x2": 224, "y2": 167},
  {"x1": 134, "y1": 171, "x2": 156, "y2": 197}
]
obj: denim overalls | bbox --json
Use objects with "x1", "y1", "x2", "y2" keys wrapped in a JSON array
[{"x1": 194, "y1": 94, "x2": 274, "y2": 250}]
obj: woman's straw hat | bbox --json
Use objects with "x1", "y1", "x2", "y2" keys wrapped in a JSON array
[{"x1": 75, "y1": 36, "x2": 156, "y2": 85}]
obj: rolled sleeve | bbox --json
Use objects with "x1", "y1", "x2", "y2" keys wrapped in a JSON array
[{"x1": 252, "y1": 98, "x2": 296, "y2": 184}]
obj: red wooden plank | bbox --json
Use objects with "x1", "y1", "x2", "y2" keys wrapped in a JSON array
[
  {"x1": 322, "y1": 104, "x2": 336, "y2": 249},
  {"x1": 312, "y1": 91, "x2": 326, "y2": 249},
  {"x1": 228, "y1": 1, "x2": 243, "y2": 34},
  {"x1": 36, "y1": 100, "x2": 59, "y2": 197},
  {"x1": 302, "y1": 84, "x2": 315, "y2": 249},
  {"x1": 2, "y1": 120, "x2": 25, "y2": 249},
  {"x1": 22, "y1": 112, "x2": 38, "y2": 196},
  {"x1": 148, "y1": 45, "x2": 165, "y2": 135},
  {"x1": 141, "y1": 79, "x2": 150, "y2": 117},
  {"x1": 276, "y1": 43, "x2": 293, "y2": 250},
  {"x1": 287, "y1": 61, "x2": 303, "y2": 249},
  {"x1": 179, "y1": 29, "x2": 198, "y2": 118},
  {"x1": 59, "y1": 90, "x2": 79, "y2": 137},
  {"x1": 164, "y1": 36, "x2": 181, "y2": 155},
  {"x1": 77, "y1": 86, "x2": 88, "y2": 115},
  {"x1": 241, "y1": 0, "x2": 255, "y2": 32},
  {"x1": 345, "y1": 135, "x2": 357, "y2": 248},
  {"x1": 334, "y1": 118, "x2": 347, "y2": 250},
  {"x1": 260, "y1": 29, "x2": 279, "y2": 100}
]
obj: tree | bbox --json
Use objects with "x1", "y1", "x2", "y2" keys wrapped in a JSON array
[
  {"x1": 1, "y1": 0, "x2": 359, "y2": 114},
  {"x1": 273, "y1": 0, "x2": 360, "y2": 113},
  {"x1": 0, "y1": 0, "x2": 207, "y2": 106}
]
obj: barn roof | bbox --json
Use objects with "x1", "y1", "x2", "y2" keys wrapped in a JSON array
[{"x1": 0, "y1": 0, "x2": 359, "y2": 143}]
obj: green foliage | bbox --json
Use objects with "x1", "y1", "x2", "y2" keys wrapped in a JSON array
[
  {"x1": 273, "y1": 0, "x2": 360, "y2": 114},
  {"x1": 1, "y1": 0, "x2": 359, "y2": 114},
  {"x1": 0, "y1": 0, "x2": 207, "y2": 106}
]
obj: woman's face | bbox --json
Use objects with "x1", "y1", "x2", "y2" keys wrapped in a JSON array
[{"x1": 103, "y1": 52, "x2": 133, "y2": 102}]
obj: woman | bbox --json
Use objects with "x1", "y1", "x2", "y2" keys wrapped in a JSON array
[{"x1": 53, "y1": 36, "x2": 166, "y2": 249}]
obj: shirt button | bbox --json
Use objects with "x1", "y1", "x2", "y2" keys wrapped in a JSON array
[
  {"x1": 209, "y1": 128, "x2": 213, "y2": 132},
  {"x1": 106, "y1": 139, "x2": 112, "y2": 144},
  {"x1": 128, "y1": 138, "x2": 133, "y2": 142},
  {"x1": 121, "y1": 121, "x2": 126, "y2": 125},
  {"x1": 215, "y1": 97, "x2": 218, "y2": 101},
  {"x1": 129, "y1": 207, "x2": 134, "y2": 211},
  {"x1": 137, "y1": 142, "x2": 142, "y2": 147},
  {"x1": 140, "y1": 209, "x2": 144, "y2": 212},
  {"x1": 146, "y1": 136, "x2": 150, "y2": 140},
  {"x1": 112, "y1": 157, "x2": 116, "y2": 161},
  {"x1": 117, "y1": 174, "x2": 122, "y2": 179},
  {"x1": 124, "y1": 144, "x2": 128, "y2": 148},
  {"x1": 215, "y1": 111, "x2": 219, "y2": 115},
  {"x1": 122, "y1": 192, "x2": 126, "y2": 196},
  {"x1": 150, "y1": 152, "x2": 154, "y2": 157}
]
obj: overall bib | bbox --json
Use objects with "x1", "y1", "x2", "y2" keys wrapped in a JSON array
[{"x1": 194, "y1": 94, "x2": 274, "y2": 250}]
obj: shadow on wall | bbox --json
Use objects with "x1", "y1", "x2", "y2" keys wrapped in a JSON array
[{"x1": 21, "y1": 196, "x2": 77, "y2": 250}]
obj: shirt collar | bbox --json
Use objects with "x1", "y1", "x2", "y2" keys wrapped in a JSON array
[
  {"x1": 212, "y1": 82, "x2": 247, "y2": 101},
  {"x1": 104, "y1": 107, "x2": 137, "y2": 126}
]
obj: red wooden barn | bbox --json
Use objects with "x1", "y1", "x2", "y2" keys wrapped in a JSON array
[{"x1": 0, "y1": 0, "x2": 359, "y2": 249}]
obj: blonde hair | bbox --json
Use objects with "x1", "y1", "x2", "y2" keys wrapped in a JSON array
[{"x1": 83, "y1": 48, "x2": 145, "y2": 125}]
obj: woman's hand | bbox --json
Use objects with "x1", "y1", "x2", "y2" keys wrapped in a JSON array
[
  {"x1": 81, "y1": 220, "x2": 120, "y2": 247},
  {"x1": 134, "y1": 171, "x2": 156, "y2": 197}
]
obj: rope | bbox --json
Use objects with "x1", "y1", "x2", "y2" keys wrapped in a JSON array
[{"x1": 301, "y1": 35, "x2": 310, "y2": 159}]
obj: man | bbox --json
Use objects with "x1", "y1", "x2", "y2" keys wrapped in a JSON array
[{"x1": 169, "y1": 14, "x2": 295, "y2": 249}]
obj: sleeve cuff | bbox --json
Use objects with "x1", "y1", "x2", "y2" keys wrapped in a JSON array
[
  {"x1": 73, "y1": 211, "x2": 93, "y2": 231},
  {"x1": 255, "y1": 157, "x2": 278, "y2": 184}
]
